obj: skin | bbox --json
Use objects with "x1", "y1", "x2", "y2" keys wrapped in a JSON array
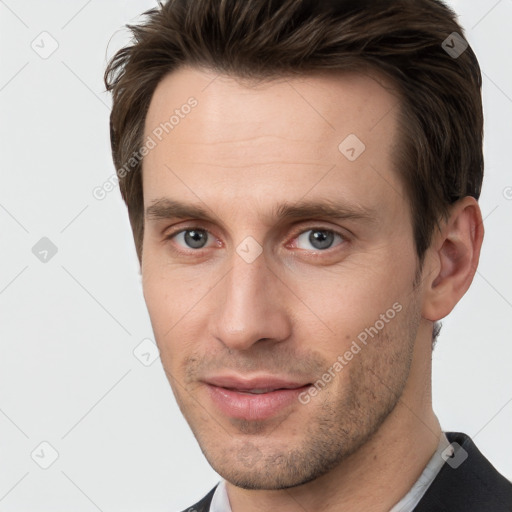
[{"x1": 140, "y1": 66, "x2": 483, "y2": 511}]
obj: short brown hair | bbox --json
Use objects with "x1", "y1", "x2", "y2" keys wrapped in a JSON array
[{"x1": 105, "y1": 0, "x2": 483, "y2": 266}]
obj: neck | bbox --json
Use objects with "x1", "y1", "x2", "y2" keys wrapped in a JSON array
[{"x1": 226, "y1": 330, "x2": 441, "y2": 512}]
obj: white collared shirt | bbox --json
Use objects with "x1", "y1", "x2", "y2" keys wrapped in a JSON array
[{"x1": 210, "y1": 433, "x2": 450, "y2": 512}]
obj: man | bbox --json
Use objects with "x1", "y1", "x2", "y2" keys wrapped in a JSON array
[{"x1": 104, "y1": 0, "x2": 512, "y2": 510}]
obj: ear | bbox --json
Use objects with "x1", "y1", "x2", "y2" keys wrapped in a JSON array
[{"x1": 421, "y1": 196, "x2": 484, "y2": 322}]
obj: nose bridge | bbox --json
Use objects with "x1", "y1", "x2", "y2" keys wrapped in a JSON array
[{"x1": 210, "y1": 249, "x2": 290, "y2": 350}]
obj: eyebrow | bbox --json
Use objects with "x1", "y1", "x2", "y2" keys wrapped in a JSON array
[{"x1": 145, "y1": 197, "x2": 378, "y2": 225}]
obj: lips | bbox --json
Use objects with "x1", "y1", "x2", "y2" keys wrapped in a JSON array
[
  {"x1": 204, "y1": 375, "x2": 309, "y2": 392},
  {"x1": 203, "y1": 374, "x2": 311, "y2": 421}
]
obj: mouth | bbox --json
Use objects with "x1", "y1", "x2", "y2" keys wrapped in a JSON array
[
  {"x1": 202, "y1": 375, "x2": 312, "y2": 421},
  {"x1": 226, "y1": 387, "x2": 296, "y2": 394}
]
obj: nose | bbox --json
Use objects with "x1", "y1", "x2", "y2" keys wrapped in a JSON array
[{"x1": 209, "y1": 249, "x2": 292, "y2": 351}]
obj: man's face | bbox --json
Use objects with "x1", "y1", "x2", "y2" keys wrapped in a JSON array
[{"x1": 141, "y1": 67, "x2": 425, "y2": 489}]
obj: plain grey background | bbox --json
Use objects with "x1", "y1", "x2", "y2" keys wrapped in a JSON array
[{"x1": 0, "y1": 1, "x2": 511, "y2": 510}]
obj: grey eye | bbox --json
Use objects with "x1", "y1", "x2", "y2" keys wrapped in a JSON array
[
  {"x1": 296, "y1": 229, "x2": 342, "y2": 250},
  {"x1": 179, "y1": 229, "x2": 209, "y2": 249}
]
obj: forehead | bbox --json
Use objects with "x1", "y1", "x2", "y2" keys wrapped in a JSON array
[
  {"x1": 145, "y1": 65, "x2": 399, "y2": 143},
  {"x1": 142, "y1": 66, "x2": 404, "y2": 222}
]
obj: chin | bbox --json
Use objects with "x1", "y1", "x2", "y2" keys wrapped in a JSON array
[{"x1": 200, "y1": 434, "x2": 348, "y2": 491}]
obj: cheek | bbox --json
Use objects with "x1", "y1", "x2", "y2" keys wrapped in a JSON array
[
  {"x1": 142, "y1": 269, "x2": 184, "y2": 352},
  {"x1": 142, "y1": 251, "x2": 198, "y2": 324},
  {"x1": 141, "y1": 262, "x2": 213, "y2": 370},
  {"x1": 298, "y1": 259, "x2": 411, "y2": 341}
]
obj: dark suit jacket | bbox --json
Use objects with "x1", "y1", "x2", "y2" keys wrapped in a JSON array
[{"x1": 182, "y1": 432, "x2": 512, "y2": 511}]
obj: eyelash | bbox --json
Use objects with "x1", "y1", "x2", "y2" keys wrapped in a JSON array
[{"x1": 163, "y1": 225, "x2": 348, "y2": 255}]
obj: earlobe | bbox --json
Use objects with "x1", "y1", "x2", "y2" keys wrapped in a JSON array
[{"x1": 422, "y1": 197, "x2": 484, "y2": 322}]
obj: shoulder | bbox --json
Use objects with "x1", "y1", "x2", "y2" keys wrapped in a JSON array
[
  {"x1": 415, "y1": 432, "x2": 512, "y2": 511},
  {"x1": 180, "y1": 485, "x2": 218, "y2": 512}
]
